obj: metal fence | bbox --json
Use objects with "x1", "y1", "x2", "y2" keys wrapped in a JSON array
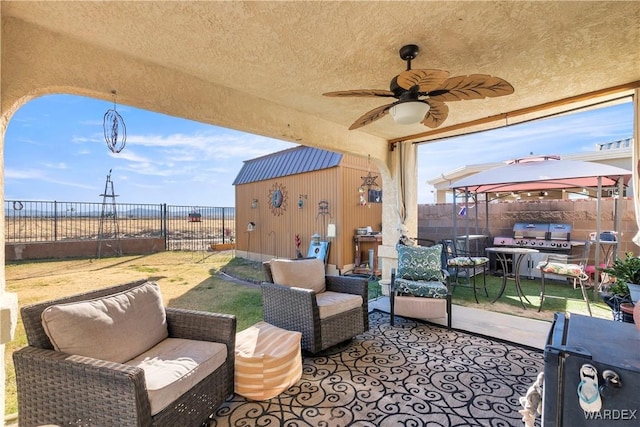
[{"x1": 4, "y1": 200, "x2": 236, "y2": 251}]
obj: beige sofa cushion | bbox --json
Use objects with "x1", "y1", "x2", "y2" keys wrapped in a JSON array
[
  {"x1": 269, "y1": 258, "x2": 326, "y2": 294},
  {"x1": 41, "y1": 281, "x2": 168, "y2": 363},
  {"x1": 125, "y1": 337, "x2": 228, "y2": 415},
  {"x1": 315, "y1": 291, "x2": 363, "y2": 319}
]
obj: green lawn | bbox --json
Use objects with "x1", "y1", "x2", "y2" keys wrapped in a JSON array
[{"x1": 442, "y1": 272, "x2": 611, "y2": 320}]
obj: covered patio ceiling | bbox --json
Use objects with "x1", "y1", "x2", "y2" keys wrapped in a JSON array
[{"x1": 2, "y1": 1, "x2": 639, "y2": 157}]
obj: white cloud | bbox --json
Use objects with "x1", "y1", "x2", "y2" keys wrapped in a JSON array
[
  {"x1": 43, "y1": 162, "x2": 68, "y2": 169},
  {"x1": 4, "y1": 168, "x2": 46, "y2": 180},
  {"x1": 108, "y1": 149, "x2": 153, "y2": 164}
]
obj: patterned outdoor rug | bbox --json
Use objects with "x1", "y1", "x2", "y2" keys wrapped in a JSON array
[{"x1": 210, "y1": 310, "x2": 544, "y2": 426}]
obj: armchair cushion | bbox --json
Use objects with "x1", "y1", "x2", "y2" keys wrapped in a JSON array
[
  {"x1": 397, "y1": 244, "x2": 444, "y2": 281},
  {"x1": 269, "y1": 258, "x2": 326, "y2": 294},
  {"x1": 315, "y1": 291, "x2": 364, "y2": 319},
  {"x1": 124, "y1": 337, "x2": 227, "y2": 415},
  {"x1": 41, "y1": 281, "x2": 168, "y2": 363},
  {"x1": 394, "y1": 278, "x2": 448, "y2": 299}
]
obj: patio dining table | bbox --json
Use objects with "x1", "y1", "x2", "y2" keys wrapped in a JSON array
[{"x1": 485, "y1": 247, "x2": 539, "y2": 309}]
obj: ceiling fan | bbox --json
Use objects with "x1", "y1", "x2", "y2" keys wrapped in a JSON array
[{"x1": 323, "y1": 44, "x2": 514, "y2": 130}]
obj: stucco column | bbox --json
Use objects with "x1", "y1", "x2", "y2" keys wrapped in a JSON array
[
  {"x1": 632, "y1": 89, "x2": 640, "y2": 247},
  {"x1": 379, "y1": 141, "x2": 418, "y2": 280},
  {"x1": 1, "y1": 18, "x2": 21, "y2": 421},
  {"x1": 0, "y1": 115, "x2": 20, "y2": 427}
]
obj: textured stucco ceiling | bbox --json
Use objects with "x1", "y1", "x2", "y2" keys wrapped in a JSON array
[{"x1": 2, "y1": 1, "x2": 639, "y2": 156}]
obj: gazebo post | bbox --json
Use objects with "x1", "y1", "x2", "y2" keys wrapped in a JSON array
[
  {"x1": 615, "y1": 177, "x2": 624, "y2": 259},
  {"x1": 593, "y1": 176, "x2": 603, "y2": 299}
]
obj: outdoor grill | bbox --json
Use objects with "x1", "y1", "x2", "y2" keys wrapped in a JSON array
[
  {"x1": 494, "y1": 222, "x2": 575, "y2": 252},
  {"x1": 491, "y1": 222, "x2": 583, "y2": 278}
]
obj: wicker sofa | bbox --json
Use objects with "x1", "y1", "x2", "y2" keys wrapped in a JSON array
[
  {"x1": 13, "y1": 280, "x2": 236, "y2": 427},
  {"x1": 262, "y1": 258, "x2": 368, "y2": 353}
]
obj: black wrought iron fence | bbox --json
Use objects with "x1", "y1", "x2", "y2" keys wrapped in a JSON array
[
  {"x1": 165, "y1": 205, "x2": 236, "y2": 251},
  {"x1": 4, "y1": 200, "x2": 236, "y2": 251}
]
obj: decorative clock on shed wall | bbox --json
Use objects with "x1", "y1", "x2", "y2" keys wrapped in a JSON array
[{"x1": 269, "y1": 182, "x2": 288, "y2": 216}]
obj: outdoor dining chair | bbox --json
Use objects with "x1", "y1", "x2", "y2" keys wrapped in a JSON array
[
  {"x1": 441, "y1": 239, "x2": 489, "y2": 303},
  {"x1": 537, "y1": 240, "x2": 593, "y2": 315}
]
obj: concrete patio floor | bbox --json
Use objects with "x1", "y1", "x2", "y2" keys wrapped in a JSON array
[{"x1": 369, "y1": 296, "x2": 550, "y2": 350}]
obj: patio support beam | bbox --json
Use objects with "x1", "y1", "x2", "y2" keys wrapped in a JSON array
[{"x1": 390, "y1": 81, "x2": 640, "y2": 145}]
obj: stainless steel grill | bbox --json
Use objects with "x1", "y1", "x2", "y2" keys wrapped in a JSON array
[
  {"x1": 494, "y1": 222, "x2": 576, "y2": 252},
  {"x1": 492, "y1": 222, "x2": 580, "y2": 279}
]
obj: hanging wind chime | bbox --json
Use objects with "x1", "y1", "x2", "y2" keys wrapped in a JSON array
[
  {"x1": 359, "y1": 155, "x2": 379, "y2": 208},
  {"x1": 103, "y1": 90, "x2": 127, "y2": 153}
]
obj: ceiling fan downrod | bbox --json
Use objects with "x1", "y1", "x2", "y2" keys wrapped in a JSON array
[{"x1": 399, "y1": 44, "x2": 419, "y2": 71}]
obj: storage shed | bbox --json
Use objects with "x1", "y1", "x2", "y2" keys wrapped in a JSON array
[{"x1": 233, "y1": 145, "x2": 382, "y2": 274}]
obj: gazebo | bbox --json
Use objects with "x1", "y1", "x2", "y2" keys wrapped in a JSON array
[{"x1": 448, "y1": 156, "x2": 632, "y2": 291}]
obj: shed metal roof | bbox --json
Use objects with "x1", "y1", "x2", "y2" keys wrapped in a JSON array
[{"x1": 233, "y1": 145, "x2": 343, "y2": 185}]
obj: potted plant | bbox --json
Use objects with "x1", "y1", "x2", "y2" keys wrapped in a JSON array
[{"x1": 599, "y1": 252, "x2": 640, "y2": 322}]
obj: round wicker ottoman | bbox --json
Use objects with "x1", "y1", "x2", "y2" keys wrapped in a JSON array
[{"x1": 234, "y1": 321, "x2": 302, "y2": 400}]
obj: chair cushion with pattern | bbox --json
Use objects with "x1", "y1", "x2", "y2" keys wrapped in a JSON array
[
  {"x1": 397, "y1": 244, "x2": 444, "y2": 281},
  {"x1": 537, "y1": 261, "x2": 584, "y2": 277},
  {"x1": 447, "y1": 256, "x2": 489, "y2": 267},
  {"x1": 394, "y1": 278, "x2": 448, "y2": 299}
]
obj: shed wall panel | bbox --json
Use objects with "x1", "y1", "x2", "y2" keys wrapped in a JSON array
[{"x1": 235, "y1": 157, "x2": 382, "y2": 271}]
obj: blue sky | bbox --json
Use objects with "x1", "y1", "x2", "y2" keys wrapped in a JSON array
[{"x1": 4, "y1": 95, "x2": 633, "y2": 207}]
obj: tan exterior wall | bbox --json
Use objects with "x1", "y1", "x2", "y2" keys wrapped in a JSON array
[
  {"x1": 5, "y1": 238, "x2": 166, "y2": 261},
  {"x1": 418, "y1": 197, "x2": 638, "y2": 259},
  {"x1": 235, "y1": 156, "x2": 382, "y2": 271}
]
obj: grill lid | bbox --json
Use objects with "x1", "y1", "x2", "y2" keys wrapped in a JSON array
[
  {"x1": 513, "y1": 222, "x2": 548, "y2": 239},
  {"x1": 549, "y1": 223, "x2": 572, "y2": 241}
]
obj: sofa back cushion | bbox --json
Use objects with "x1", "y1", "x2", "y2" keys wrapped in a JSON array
[
  {"x1": 41, "y1": 281, "x2": 168, "y2": 363},
  {"x1": 269, "y1": 258, "x2": 326, "y2": 294},
  {"x1": 397, "y1": 244, "x2": 444, "y2": 281}
]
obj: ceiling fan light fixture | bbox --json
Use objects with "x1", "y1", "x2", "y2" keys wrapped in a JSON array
[{"x1": 390, "y1": 101, "x2": 430, "y2": 125}]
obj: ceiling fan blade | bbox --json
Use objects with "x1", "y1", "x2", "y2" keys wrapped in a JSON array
[
  {"x1": 421, "y1": 100, "x2": 449, "y2": 128},
  {"x1": 323, "y1": 89, "x2": 395, "y2": 98},
  {"x1": 429, "y1": 74, "x2": 515, "y2": 102},
  {"x1": 348, "y1": 103, "x2": 396, "y2": 130},
  {"x1": 396, "y1": 69, "x2": 450, "y2": 92}
]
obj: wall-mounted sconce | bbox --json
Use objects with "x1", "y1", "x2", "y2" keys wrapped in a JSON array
[
  {"x1": 247, "y1": 222, "x2": 256, "y2": 232},
  {"x1": 298, "y1": 194, "x2": 307, "y2": 209},
  {"x1": 251, "y1": 199, "x2": 259, "y2": 209}
]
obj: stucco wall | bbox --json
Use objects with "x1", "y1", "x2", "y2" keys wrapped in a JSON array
[{"x1": 5, "y1": 238, "x2": 166, "y2": 261}]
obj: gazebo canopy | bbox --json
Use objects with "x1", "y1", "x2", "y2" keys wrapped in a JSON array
[{"x1": 448, "y1": 157, "x2": 631, "y2": 193}]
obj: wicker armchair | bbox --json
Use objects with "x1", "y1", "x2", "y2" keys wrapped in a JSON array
[
  {"x1": 262, "y1": 259, "x2": 368, "y2": 354},
  {"x1": 13, "y1": 280, "x2": 236, "y2": 427}
]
